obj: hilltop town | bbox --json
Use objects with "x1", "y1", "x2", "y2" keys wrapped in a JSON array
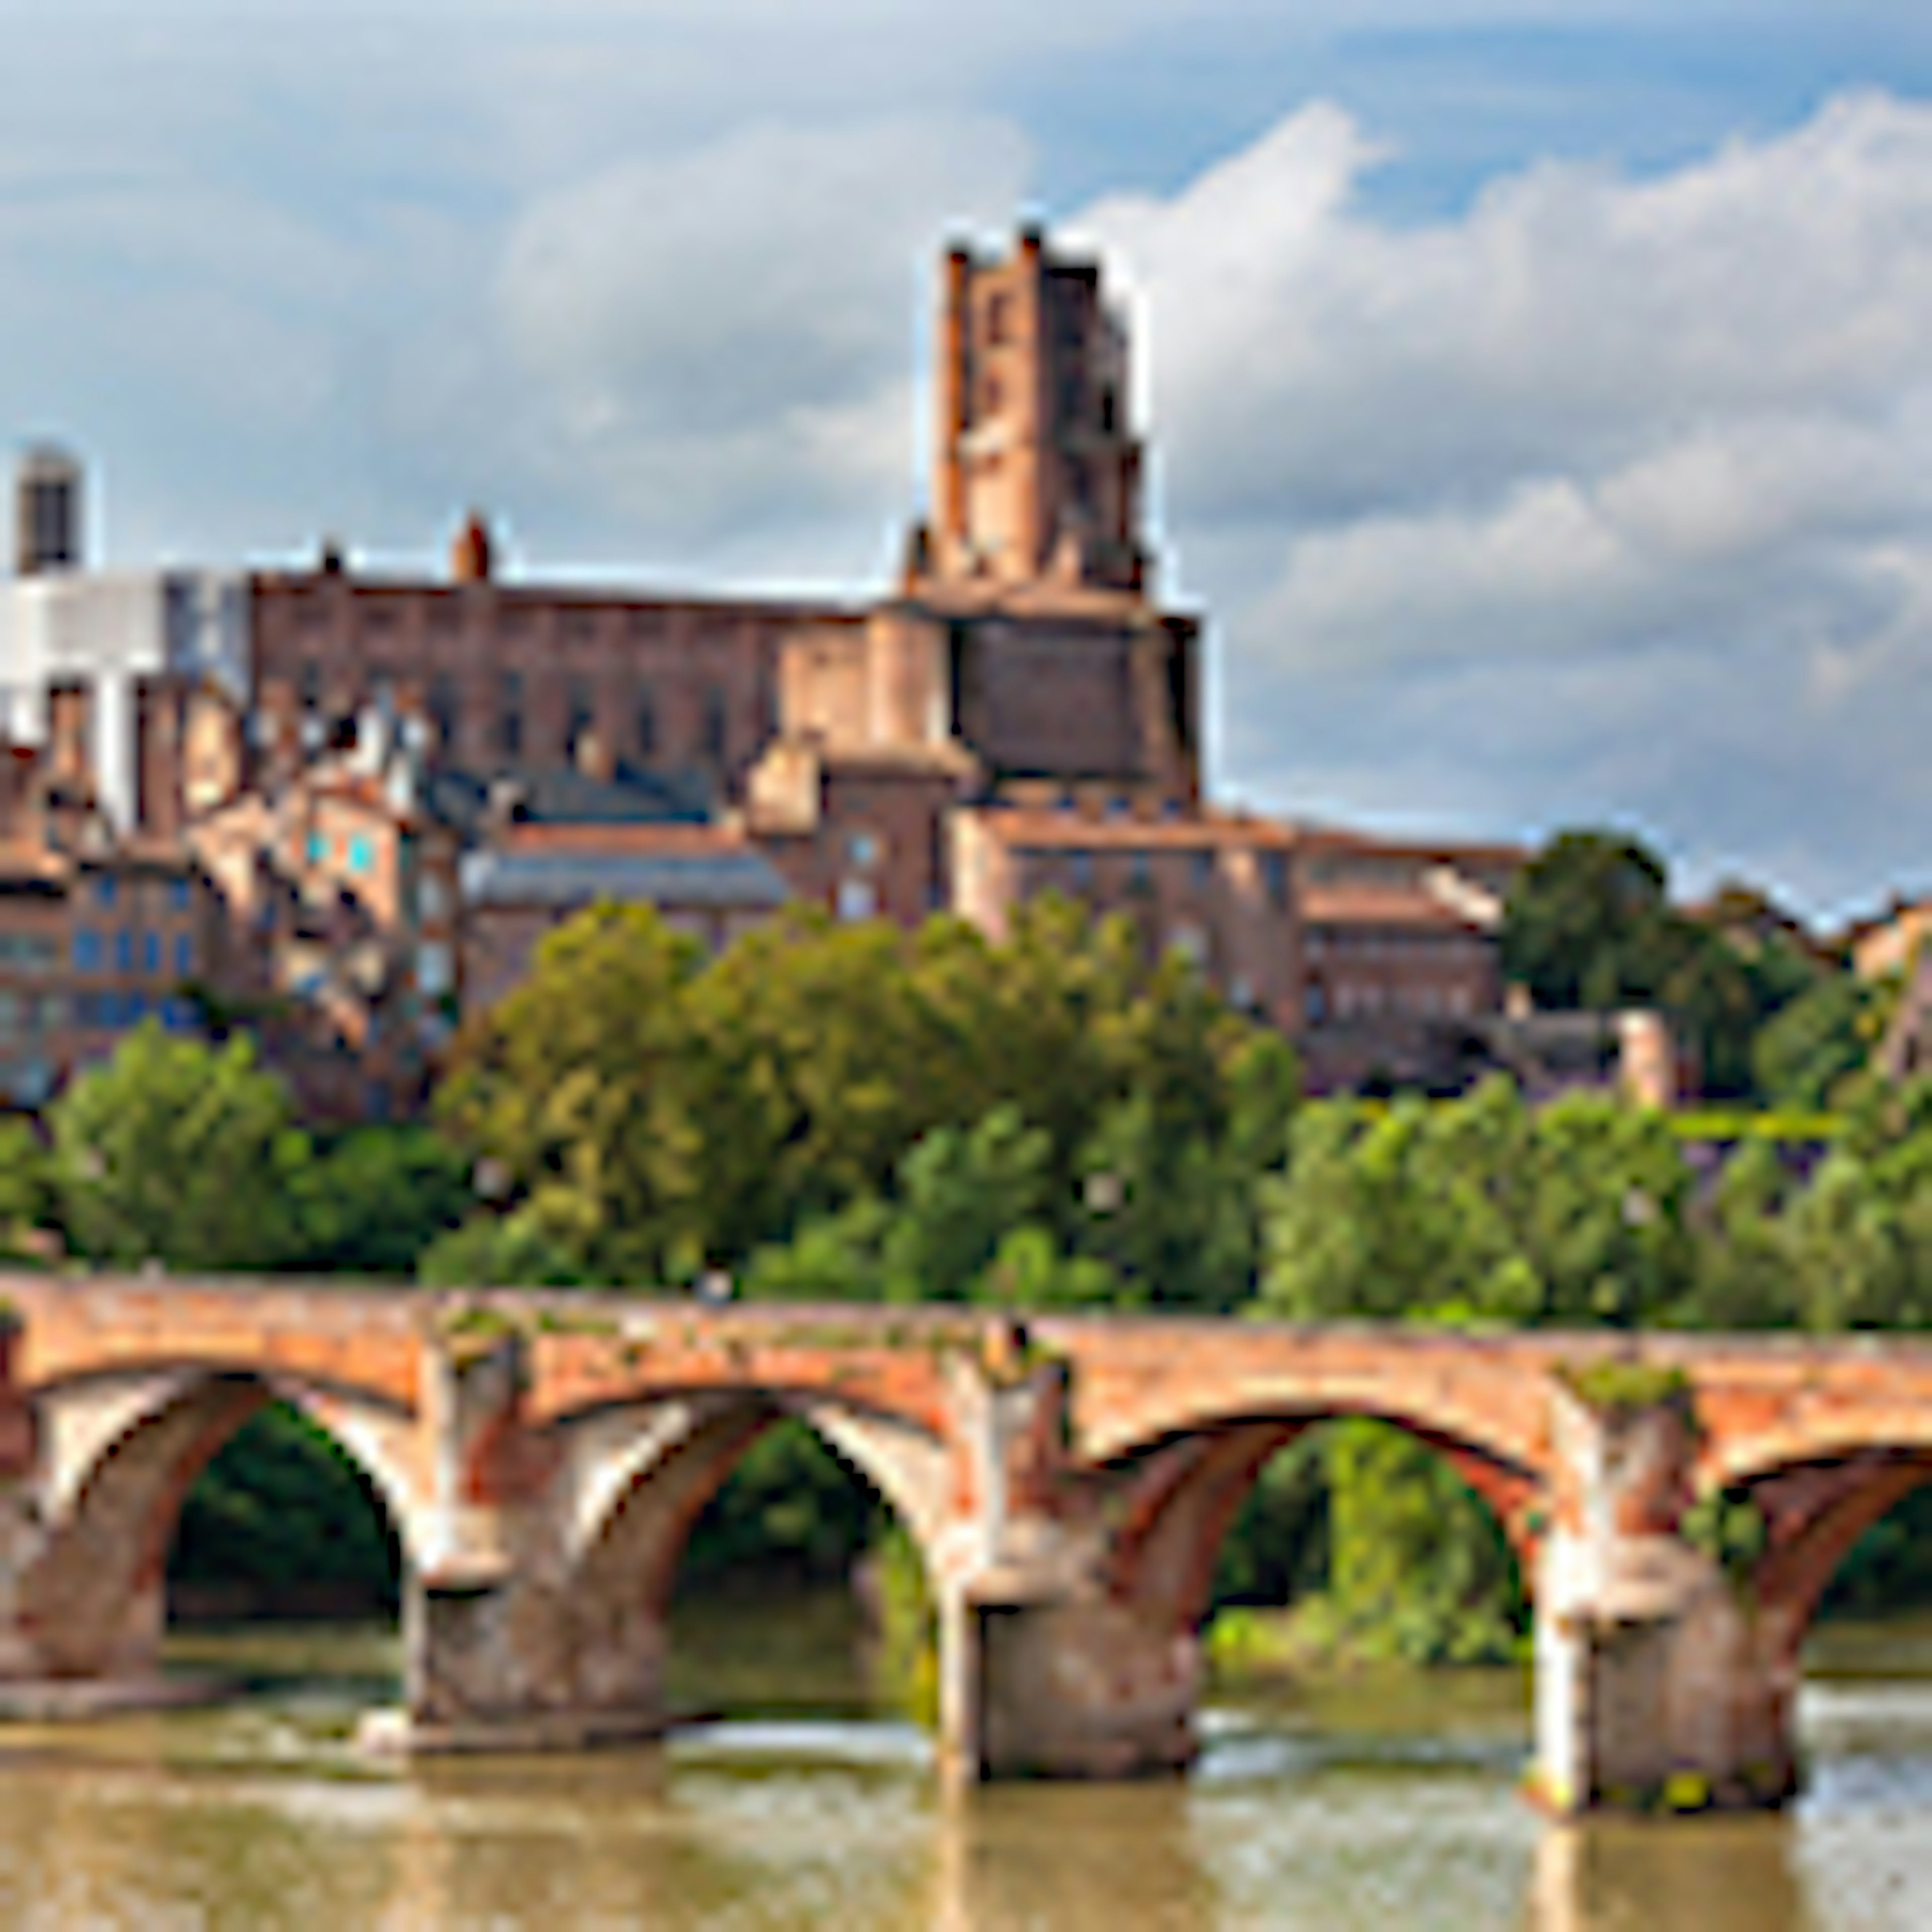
[{"x1": 0, "y1": 225, "x2": 1563, "y2": 1118}]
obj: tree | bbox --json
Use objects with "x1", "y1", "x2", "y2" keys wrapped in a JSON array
[
  {"x1": 1260, "y1": 1080, "x2": 1695, "y2": 1329},
  {"x1": 436, "y1": 905, "x2": 712, "y2": 1281},
  {"x1": 1501, "y1": 831, "x2": 1675, "y2": 1010},
  {"x1": 51, "y1": 1027, "x2": 310, "y2": 1271},
  {"x1": 1310, "y1": 1419, "x2": 1526, "y2": 1665},
  {"x1": 1502, "y1": 830, "x2": 1830, "y2": 1100},
  {"x1": 0, "y1": 1118, "x2": 53, "y2": 1258},
  {"x1": 1752, "y1": 972, "x2": 1878, "y2": 1108},
  {"x1": 439, "y1": 895, "x2": 1296, "y2": 1291},
  {"x1": 293, "y1": 1125, "x2": 473, "y2": 1276}
]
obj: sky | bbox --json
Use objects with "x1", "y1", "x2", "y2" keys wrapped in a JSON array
[{"x1": 5, "y1": 3, "x2": 1932, "y2": 923}]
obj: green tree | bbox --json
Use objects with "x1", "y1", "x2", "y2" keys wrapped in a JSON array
[
  {"x1": 1501, "y1": 831, "x2": 1676, "y2": 1010},
  {"x1": 51, "y1": 1027, "x2": 310, "y2": 1271},
  {"x1": 293, "y1": 1125, "x2": 473, "y2": 1276},
  {"x1": 1309, "y1": 1419, "x2": 1526, "y2": 1665},
  {"x1": 877, "y1": 1105, "x2": 1053, "y2": 1303},
  {"x1": 1260, "y1": 1081, "x2": 1695, "y2": 1329},
  {"x1": 1752, "y1": 971, "x2": 1877, "y2": 1108},
  {"x1": 0, "y1": 1118, "x2": 54, "y2": 1258},
  {"x1": 1500, "y1": 830, "x2": 1830, "y2": 1100},
  {"x1": 436, "y1": 905, "x2": 711, "y2": 1281},
  {"x1": 417, "y1": 1208, "x2": 593, "y2": 1289}
]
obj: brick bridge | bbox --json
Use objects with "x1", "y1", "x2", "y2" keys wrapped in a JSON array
[{"x1": 2, "y1": 1274, "x2": 1929, "y2": 1812}]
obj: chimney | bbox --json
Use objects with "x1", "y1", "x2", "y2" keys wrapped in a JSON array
[
  {"x1": 16, "y1": 446, "x2": 82, "y2": 577},
  {"x1": 451, "y1": 512, "x2": 494, "y2": 584}
]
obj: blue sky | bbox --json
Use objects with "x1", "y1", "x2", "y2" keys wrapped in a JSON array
[{"x1": 4, "y1": 2, "x2": 1932, "y2": 921}]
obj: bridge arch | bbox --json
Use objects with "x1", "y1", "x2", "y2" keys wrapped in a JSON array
[
  {"x1": 544, "y1": 1384, "x2": 949, "y2": 1721},
  {"x1": 561, "y1": 1383, "x2": 950, "y2": 1601},
  {"x1": 1095, "y1": 1400, "x2": 1543, "y2": 1642},
  {"x1": 22, "y1": 1366, "x2": 423, "y2": 1677},
  {"x1": 1705, "y1": 1443, "x2": 1932, "y2": 1670}
]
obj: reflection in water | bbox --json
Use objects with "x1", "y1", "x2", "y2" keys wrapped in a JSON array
[
  {"x1": 0, "y1": 1613, "x2": 1928, "y2": 1926},
  {"x1": 1523, "y1": 1821, "x2": 1815, "y2": 1932}
]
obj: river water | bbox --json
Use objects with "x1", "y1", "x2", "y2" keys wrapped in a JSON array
[{"x1": 1, "y1": 1602, "x2": 1930, "y2": 1929}]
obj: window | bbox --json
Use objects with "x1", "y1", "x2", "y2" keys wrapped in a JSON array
[
  {"x1": 837, "y1": 878, "x2": 877, "y2": 922},
  {"x1": 416, "y1": 942, "x2": 452, "y2": 997},
  {"x1": 115, "y1": 930, "x2": 133, "y2": 973},
  {"x1": 634, "y1": 685, "x2": 657, "y2": 759},
  {"x1": 141, "y1": 931, "x2": 159, "y2": 974},
  {"x1": 306, "y1": 830, "x2": 328, "y2": 866},
  {"x1": 349, "y1": 834, "x2": 374, "y2": 877},
  {"x1": 986, "y1": 292, "x2": 1012, "y2": 345},
  {"x1": 699, "y1": 686, "x2": 728, "y2": 764},
  {"x1": 173, "y1": 933, "x2": 193, "y2": 977},
  {"x1": 169, "y1": 877, "x2": 191, "y2": 913},
  {"x1": 73, "y1": 930, "x2": 101, "y2": 973},
  {"x1": 1069, "y1": 850, "x2": 1093, "y2": 891},
  {"x1": 846, "y1": 830, "x2": 880, "y2": 871},
  {"x1": 498, "y1": 671, "x2": 523, "y2": 759},
  {"x1": 566, "y1": 678, "x2": 594, "y2": 758},
  {"x1": 94, "y1": 874, "x2": 116, "y2": 910},
  {"x1": 1262, "y1": 852, "x2": 1289, "y2": 910},
  {"x1": 1191, "y1": 849, "x2": 1215, "y2": 890},
  {"x1": 429, "y1": 674, "x2": 459, "y2": 753},
  {"x1": 299, "y1": 660, "x2": 321, "y2": 712}
]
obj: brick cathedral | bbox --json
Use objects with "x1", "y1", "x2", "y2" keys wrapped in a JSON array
[{"x1": 0, "y1": 226, "x2": 1523, "y2": 1112}]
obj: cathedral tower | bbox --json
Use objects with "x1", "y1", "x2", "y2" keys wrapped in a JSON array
[{"x1": 930, "y1": 225, "x2": 1146, "y2": 594}]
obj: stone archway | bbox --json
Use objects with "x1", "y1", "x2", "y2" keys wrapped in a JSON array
[
  {"x1": 15, "y1": 1367, "x2": 423, "y2": 1682},
  {"x1": 1095, "y1": 1405, "x2": 1543, "y2": 1643}
]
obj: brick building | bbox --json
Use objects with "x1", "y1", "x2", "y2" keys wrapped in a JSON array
[{"x1": 0, "y1": 224, "x2": 1527, "y2": 1106}]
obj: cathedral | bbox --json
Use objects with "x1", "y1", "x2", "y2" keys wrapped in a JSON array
[{"x1": 0, "y1": 225, "x2": 1518, "y2": 1109}]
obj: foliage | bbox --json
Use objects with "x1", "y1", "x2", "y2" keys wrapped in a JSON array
[
  {"x1": 1555, "y1": 1360, "x2": 1694, "y2": 1422},
  {"x1": 1260, "y1": 1079, "x2": 1695, "y2": 1329},
  {"x1": 0, "y1": 1118, "x2": 53, "y2": 1254},
  {"x1": 417, "y1": 1209, "x2": 593, "y2": 1289},
  {"x1": 51, "y1": 1027, "x2": 311, "y2": 1271},
  {"x1": 1287, "y1": 1420, "x2": 1526, "y2": 1666},
  {"x1": 440, "y1": 898, "x2": 1295, "y2": 1303},
  {"x1": 293, "y1": 1126, "x2": 473, "y2": 1276},
  {"x1": 1680, "y1": 1487, "x2": 1768, "y2": 1584},
  {"x1": 1500, "y1": 828, "x2": 1839, "y2": 1101},
  {"x1": 170, "y1": 1403, "x2": 401, "y2": 1607},
  {"x1": 1751, "y1": 974, "x2": 1882, "y2": 1110},
  {"x1": 675, "y1": 1419, "x2": 886, "y2": 1593},
  {"x1": 1209, "y1": 1432, "x2": 1329, "y2": 1607}
]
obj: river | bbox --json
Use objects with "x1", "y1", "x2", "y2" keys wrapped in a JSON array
[{"x1": 0, "y1": 1601, "x2": 1929, "y2": 1928}]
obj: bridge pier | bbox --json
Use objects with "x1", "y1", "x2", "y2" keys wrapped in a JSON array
[
  {"x1": 1528, "y1": 1380, "x2": 1797, "y2": 1815},
  {"x1": 949, "y1": 1590, "x2": 1198, "y2": 1780},
  {"x1": 396, "y1": 1326, "x2": 680, "y2": 1751},
  {"x1": 932, "y1": 1348, "x2": 1201, "y2": 1782}
]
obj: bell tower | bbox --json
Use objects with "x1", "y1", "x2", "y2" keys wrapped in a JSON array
[{"x1": 928, "y1": 225, "x2": 1146, "y2": 594}]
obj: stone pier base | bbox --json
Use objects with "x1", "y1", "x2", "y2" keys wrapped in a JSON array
[
  {"x1": 948, "y1": 1590, "x2": 1198, "y2": 1781},
  {"x1": 399, "y1": 1574, "x2": 671, "y2": 1755}
]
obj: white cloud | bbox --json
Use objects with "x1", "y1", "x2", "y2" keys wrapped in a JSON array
[
  {"x1": 491, "y1": 115, "x2": 1029, "y2": 561},
  {"x1": 1071, "y1": 91, "x2": 1932, "y2": 915}
]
